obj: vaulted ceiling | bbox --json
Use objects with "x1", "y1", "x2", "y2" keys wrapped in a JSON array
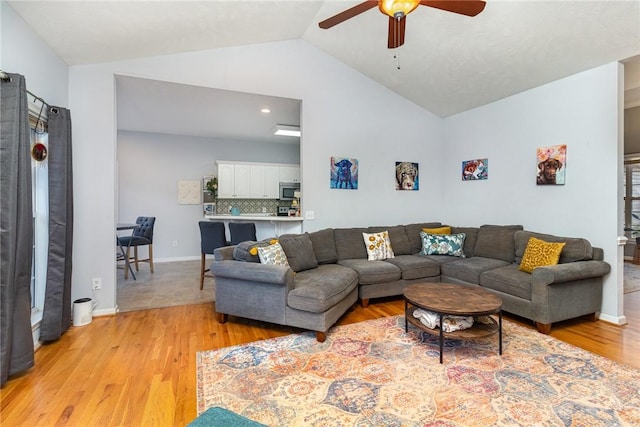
[{"x1": 8, "y1": 1, "x2": 640, "y2": 119}]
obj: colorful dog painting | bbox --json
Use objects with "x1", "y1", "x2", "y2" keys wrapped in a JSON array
[
  {"x1": 395, "y1": 162, "x2": 419, "y2": 190},
  {"x1": 462, "y1": 158, "x2": 488, "y2": 181},
  {"x1": 536, "y1": 145, "x2": 566, "y2": 185},
  {"x1": 330, "y1": 157, "x2": 358, "y2": 189}
]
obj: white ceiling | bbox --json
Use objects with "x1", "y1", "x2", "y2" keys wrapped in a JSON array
[{"x1": 7, "y1": 0, "x2": 640, "y2": 140}]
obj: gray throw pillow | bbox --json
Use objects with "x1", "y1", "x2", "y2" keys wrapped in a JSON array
[
  {"x1": 279, "y1": 234, "x2": 318, "y2": 272},
  {"x1": 232, "y1": 239, "x2": 273, "y2": 262}
]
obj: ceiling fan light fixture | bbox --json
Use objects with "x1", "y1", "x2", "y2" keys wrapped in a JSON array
[
  {"x1": 379, "y1": 0, "x2": 420, "y2": 19},
  {"x1": 273, "y1": 124, "x2": 301, "y2": 137}
]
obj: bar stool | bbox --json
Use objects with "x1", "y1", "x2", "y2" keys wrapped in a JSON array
[
  {"x1": 199, "y1": 221, "x2": 228, "y2": 290},
  {"x1": 229, "y1": 222, "x2": 257, "y2": 245}
]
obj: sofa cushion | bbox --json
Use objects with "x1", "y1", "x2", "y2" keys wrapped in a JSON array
[
  {"x1": 419, "y1": 232, "x2": 466, "y2": 257},
  {"x1": 338, "y1": 259, "x2": 402, "y2": 284},
  {"x1": 257, "y1": 242, "x2": 289, "y2": 266},
  {"x1": 279, "y1": 234, "x2": 319, "y2": 272},
  {"x1": 518, "y1": 237, "x2": 565, "y2": 273},
  {"x1": 368, "y1": 225, "x2": 412, "y2": 255},
  {"x1": 362, "y1": 231, "x2": 395, "y2": 260},
  {"x1": 287, "y1": 264, "x2": 358, "y2": 313},
  {"x1": 441, "y1": 257, "x2": 511, "y2": 284},
  {"x1": 307, "y1": 228, "x2": 338, "y2": 264},
  {"x1": 514, "y1": 231, "x2": 593, "y2": 264},
  {"x1": 480, "y1": 265, "x2": 532, "y2": 301},
  {"x1": 384, "y1": 255, "x2": 440, "y2": 280},
  {"x1": 451, "y1": 226, "x2": 479, "y2": 258},
  {"x1": 334, "y1": 228, "x2": 368, "y2": 260},
  {"x1": 405, "y1": 222, "x2": 442, "y2": 253},
  {"x1": 473, "y1": 224, "x2": 524, "y2": 263}
]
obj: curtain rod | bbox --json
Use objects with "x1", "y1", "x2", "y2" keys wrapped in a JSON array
[{"x1": 0, "y1": 69, "x2": 52, "y2": 109}]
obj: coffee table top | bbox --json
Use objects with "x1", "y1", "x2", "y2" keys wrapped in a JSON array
[{"x1": 404, "y1": 282, "x2": 502, "y2": 316}]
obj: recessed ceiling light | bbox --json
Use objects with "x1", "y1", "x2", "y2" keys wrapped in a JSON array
[{"x1": 261, "y1": 108, "x2": 271, "y2": 113}]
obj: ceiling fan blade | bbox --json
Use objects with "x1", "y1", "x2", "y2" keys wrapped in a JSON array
[
  {"x1": 419, "y1": 0, "x2": 486, "y2": 17},
  {"x1": 318, "y1": 1, "x2": 378, "y2": 29},
  {"x1": 387, "y1": 16, "x2": 406, "y2": 49}
]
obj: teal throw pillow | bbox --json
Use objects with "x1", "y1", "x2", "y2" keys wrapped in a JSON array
[{"x1": 419, "y1": 232, "x2": 467, "y2": 257}]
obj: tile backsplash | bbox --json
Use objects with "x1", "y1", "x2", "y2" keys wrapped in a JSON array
[{"x1": 215, "y1": 199, "x2": 293, "y2": 215}]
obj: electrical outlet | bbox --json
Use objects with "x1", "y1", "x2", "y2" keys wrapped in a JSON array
[
  {"x1": 172, "y1": 240, "x2": 178, "y2": 247},
  {"x1": 305, "y1": 210, "x2": 315, "y2": 220},
  {"x1": 92, "y1": 277, "x2": 102, "y2": 290},
  {"x1": 262, "y1": 207, "x2": 267, "y2": 213}
]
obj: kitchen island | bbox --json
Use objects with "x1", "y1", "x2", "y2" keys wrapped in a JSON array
[{"x1": 206, "y1": 214, "x2": 303, "y2": 240}]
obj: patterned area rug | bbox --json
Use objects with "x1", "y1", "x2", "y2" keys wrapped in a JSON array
[
  {"x1": 624, "y1": 262, "x2": 640, "y2": 294},
  {"x1": 197, "y1": 316, "x2": 640, "y2": 426}
]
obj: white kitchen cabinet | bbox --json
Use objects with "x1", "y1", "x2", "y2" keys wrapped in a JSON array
[
  {"x1": 218, "y1": 161, "x2": 299, "y2": 199},
  {"x1": 279, "y1": 165, "x2": 300, "y2": 182},
  {"x1": 249, "y1": 165, "x2": 279, "y2": 198},
  {"x1": 217, "y1": 163, "x2": 251, "y2": 198}
]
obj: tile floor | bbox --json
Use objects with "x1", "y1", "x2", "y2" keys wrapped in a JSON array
[{"x1": 117, "y1": 259, "x2": 215, "y2": 312}]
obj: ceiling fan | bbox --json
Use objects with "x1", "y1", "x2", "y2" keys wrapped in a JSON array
[{"x1": 318, "y1": 0, "x2": 486, "y2": 49}]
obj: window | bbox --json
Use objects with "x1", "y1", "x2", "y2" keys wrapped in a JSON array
[
  {"x1": 30, "y1": 109, "x2": 48, "y2": 323},
  {"x1": 624, "y1": 159, "x2": 640, "y2": 237}
]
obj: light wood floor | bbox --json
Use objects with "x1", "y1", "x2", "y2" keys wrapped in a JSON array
[{"x1": 1, "y1": 291, "x2": 638, "y2": 426}]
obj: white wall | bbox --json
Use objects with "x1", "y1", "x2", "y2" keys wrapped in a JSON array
[
  {"x1": 0, "y1": 1, "x2": 67, "y2": 106},
  {"x1": 69, "y1": 39, "x2": 443, "y2": 311},
  {"x1": 443, "y1": 62, "x2": 624, "y2": 323},
  {"x1": 117, "y1": 130, "x2": 300, "y2": 259}
]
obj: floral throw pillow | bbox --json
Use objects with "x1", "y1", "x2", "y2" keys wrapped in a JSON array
[
  {"x1": 419, "y1": 232, "x2": 466, "y2": 257},
  {"x1": 362, "y1": 231, "x2": 395, "y2": 261},
  {"x1": 257, "y1": 242, "x2": 290, "y2": 266}
]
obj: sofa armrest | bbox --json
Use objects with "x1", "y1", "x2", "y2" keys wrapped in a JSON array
[
  {"x1": 211, "y1": 260, "x2": 294, "y2": 287},
  {"x1": 532, "y1": 260, "x2": 611, "y2": 286}
]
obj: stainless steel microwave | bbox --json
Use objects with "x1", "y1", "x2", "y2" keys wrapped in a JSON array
[{"x1": 279, "y1": 182, "x2": 300, "y2": 200}]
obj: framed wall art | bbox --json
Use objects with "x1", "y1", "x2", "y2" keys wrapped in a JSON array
[
  {"x1": 462, "y1": 158, "x2": 488, "y2": 181},
  {"x1": 395, "y1": 162, "x2": 419, "y2": 190},
  {"x1": 536, "y1": 144, "x2": 566, "y2": 185},
  {"x1": 330, "y1": 157, "x2": 358, "y2": 189}
]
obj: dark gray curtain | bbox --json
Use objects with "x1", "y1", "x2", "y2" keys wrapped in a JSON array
[
  {"x1": 40, "y1": 107, "x2": 73, "y2": 342},
  {"x1": 0, "y1": 73, "x2": 35, "y2": 387}
]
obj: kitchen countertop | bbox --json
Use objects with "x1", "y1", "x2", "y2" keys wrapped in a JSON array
[{"x1": 207, "y1": 214, "x2": 303, "y2": 221}]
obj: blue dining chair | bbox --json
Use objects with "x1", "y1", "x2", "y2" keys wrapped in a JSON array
[{"x1": 199, "y1": 221, "x2": 228, "y2": 290}]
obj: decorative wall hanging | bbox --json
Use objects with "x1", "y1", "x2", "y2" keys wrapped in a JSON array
[
  {"x1": 536, "y1": 145, "x2": 566, "y2": 185},
  {"x1": 462, "y1": 158, "x2": 488, "y2": 181},
  {"x1": 177, "y1": 180, "x2": 201, "y2": 204},
  {"x1": 395, "y1": 162, "x2": 419, "y2": 190},
  {"x1": 330, "y1": 157, "x2": 358, "y2": 189}
]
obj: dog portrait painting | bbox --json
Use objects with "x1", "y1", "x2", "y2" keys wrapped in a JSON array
[
  {"x1": 395, "y1": 162, "x2": 419, "y2": 190},
  {"x1": 536, "y1": 145, "x2": 566, "y2": 185},
  {"x1": 330, "y1": 157, "x2": 358, "y2": 189},
  {"x1": 462, "y1": 158, "x2": 488, "y2": 181}
]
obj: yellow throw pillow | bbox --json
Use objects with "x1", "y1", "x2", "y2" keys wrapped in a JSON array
[
  {"x1": 519, "y1": 237, "x2": 566, "y2": 273},
  {"x1": 422, "y1": 226, "x2": 451, "y2": 235}
]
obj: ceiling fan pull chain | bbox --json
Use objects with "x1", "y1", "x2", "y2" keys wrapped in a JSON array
[{"x1": 394, "y1": 52, "x2": 401, "y2": 70}]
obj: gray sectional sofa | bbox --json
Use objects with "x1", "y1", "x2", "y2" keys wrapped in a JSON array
[{"x1": 211, "y1": 222, "x2": 611, "y2": 341}]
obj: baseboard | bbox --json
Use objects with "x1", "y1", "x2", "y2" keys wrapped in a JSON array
[
  {"x1": 93, "y1": 308, "x2": 117, "y2": 317},
  {"x1": 598, "y1": 313, "x2": 628, "y2": 326}
]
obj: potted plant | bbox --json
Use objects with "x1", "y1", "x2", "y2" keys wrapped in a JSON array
[{"x1": 206, "y1": 177, "x2": 218, "y2": 200}]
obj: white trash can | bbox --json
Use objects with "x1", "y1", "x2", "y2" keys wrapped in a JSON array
[{"x1": 73, "y1": 298, "x2": 95, "y2": 327}]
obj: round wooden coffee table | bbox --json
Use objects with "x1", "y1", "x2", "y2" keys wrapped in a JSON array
[{"x1": 404, "y1": 282, "x2": 503, "y2": 363}]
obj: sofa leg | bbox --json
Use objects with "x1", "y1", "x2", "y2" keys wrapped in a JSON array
[
  {"x1": 587, "y1": 313, "x2": 598, "y2": 322},
  {"x1": 360, "y1": 298, "x2": 369, "y2": 308},
  {"x1": 535, "y1": 322, "x2": 552, "y2": 334},
  {"x1": 316, "y1": 331, "x2": 326, "y2": 342},
  {"x1": 216, "y1": 313, "x2": 228, "y2": 324}
]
